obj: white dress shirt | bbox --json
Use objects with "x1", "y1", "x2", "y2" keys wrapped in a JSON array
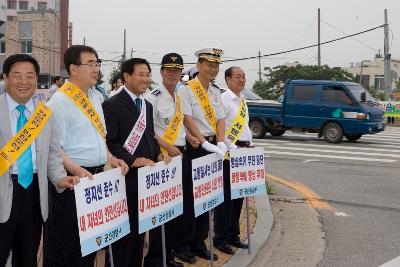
[
  {"x1": 178, "y1": 78, "x2": 225, "y2": 136},
  {"x1": 145, "y1": 85, "x2": 186, "y2": 146},
  {"x1": 221, "y1": 88, "x2": 252, "y2": 143},
  {"x1": 47, "y1": 87, "x2": 107, "y2": 167},
  {"x1": 6, "y1": 93, "x2": 37, "y2": 174}
]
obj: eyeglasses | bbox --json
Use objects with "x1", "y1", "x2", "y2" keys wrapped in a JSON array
[{"x1": 77, "y1": 61, "x2": 102, "y2": 68}]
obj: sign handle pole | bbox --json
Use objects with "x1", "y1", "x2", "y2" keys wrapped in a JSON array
[
  {"x1": 108, "y1": 245, "x2": 115, "y2": 267},
  {"x1": 246, "y1": 196, "x2": 251, "y2": 255},
  {"x1": 161, "y1": 224, "x2": 167, "y2": 267},
  {"x1": 209, "y1": 210, "x2": 214, "y2": 267}
]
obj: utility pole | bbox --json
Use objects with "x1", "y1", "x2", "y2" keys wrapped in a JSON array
[
  {"x1": 83, "y1": 37, "x2": 86, "y2": 45},
  {"x1": 383, "y1": 9, "x2": 391, "y2": 100},
  {"x1": 122, "y1": 29, "x2": 126, "y2": 62},
  {"x1": 258, "y1": 51, "x2": 262, "y2": 82},
  {"x1": 317, "y1": 8, "x2": 321, "y2": 67},
  {"x1": 359, "y1": 60, "x2": 363, "y2": 85},
  {"x1": 130, "y1": 48, "x2": 133, "y2": 58}
]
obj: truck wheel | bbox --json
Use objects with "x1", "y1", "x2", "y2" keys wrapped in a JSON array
[
  {"x1": 250, "y1": 120, "x2": 266, "y2": 139},
  {"x1": 323, "y1": 122, "x2": 343, "y2": 143},
  {"x1": 345, "y1": 134, "x2": 362, "y2": 142},
  {"x1": 269, "y1": 129, "x2": 286, "y2": 136}
]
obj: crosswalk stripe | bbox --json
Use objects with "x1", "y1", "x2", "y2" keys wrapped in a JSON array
[
  {"x1": 253, "y1": 142, "x2": 400, "y2": 153},
  {"x1": 264, "y1": 151, "x2": 397, "y2": 163},
  {"x1": 263, "y1": 145, "x2": 400, "y2": 158}
]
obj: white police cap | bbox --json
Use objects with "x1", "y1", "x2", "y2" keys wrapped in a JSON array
[{"x1": 194, "y1": 47, "x2": 224, "y2": 64}]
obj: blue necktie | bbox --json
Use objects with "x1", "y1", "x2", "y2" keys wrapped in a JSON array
[
  {"x1": 16, "y1": 105, "x2": 33, "y2": 189},
  {"x1": 135, "y1": 98, "x2": 141, "y2": 112}
]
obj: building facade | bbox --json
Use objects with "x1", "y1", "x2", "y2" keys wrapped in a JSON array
[
  {"x1": 346, "y1": 55, "x2": 400, "y2": 92},
  {"x1": 0, "y1": 0, "x2": 70, "y2": 86}
]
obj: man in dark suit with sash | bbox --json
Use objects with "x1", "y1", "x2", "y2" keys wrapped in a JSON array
[{"x1": 103, "y1": 58, "x2": 171, "y2": 266}]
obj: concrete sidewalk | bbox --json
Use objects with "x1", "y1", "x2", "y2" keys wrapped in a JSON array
[{"x1": 246, "y1": 179, "x2": 325, "y2": 267}]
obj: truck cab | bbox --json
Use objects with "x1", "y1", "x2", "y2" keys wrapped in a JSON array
[{"x1": 248, "y1": 80, "x2": 385, "y2": 143}]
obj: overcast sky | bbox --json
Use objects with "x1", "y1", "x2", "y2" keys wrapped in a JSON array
[{"x1": 70, "y1": 0, "x2": 400, "y2": 89}]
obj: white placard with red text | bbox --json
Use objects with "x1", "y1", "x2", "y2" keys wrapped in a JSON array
[
  {"x1": 138, "y1": 156, "x2": 183, "y2": 234},
  {"x1": 192, "y1": 153, "x2": 224, "y2": 217},
  {"x1": 229, "y1": 147, "x2": 266, "y2": 199},
  {"x1": 74, "y1": 168, "x2": 130, "y2": 256}
]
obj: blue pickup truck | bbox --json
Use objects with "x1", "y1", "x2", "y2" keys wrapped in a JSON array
[{"x1": 248, "y1": 79, "x2": 385, "y2": 143}]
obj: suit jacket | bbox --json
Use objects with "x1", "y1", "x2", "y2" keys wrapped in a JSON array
[
  {"x1": 0, "y1": 94, "x2": 67, "y2": 223},
  {"x1": 103, "y1": 89, "x2": 160, "y2": 194}
]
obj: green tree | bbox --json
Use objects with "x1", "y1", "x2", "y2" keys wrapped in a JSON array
[
  {"x1": 97, "y1": 70, "x2": 104, "y2": 85},
  {"x1": 108, "y1": 67, "x2": 120, "y2": 86},
  {"x1": 253, "y1": 64, "x2": 355, "y2": 100}
]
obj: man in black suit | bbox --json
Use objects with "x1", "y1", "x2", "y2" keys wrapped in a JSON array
[{"x1": 103, "y1": 58, "x2": 171, "y2": 267}]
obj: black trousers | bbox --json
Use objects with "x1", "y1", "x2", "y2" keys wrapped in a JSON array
[
  {"x1": 174, "y1": 139, "x2": 215, "y2": 252},
  {"x1": 109, "y1": 192, "x2": 144, "y2": 267},
  {"x1": 143, "y1": 218, "x2": 179, "y2": 267},
  {"x1": 43, "y1": 166, "x2": 103, "y2": 267},
  {"x1": 214, "y1": 160, "x2": 244, "y2": 245},
  {"x1": 144, "y1": 147, "x2": 185, "y2": 267},
  {"x1": 0, "y1": 174, "x2": 42, "y2": 267}
]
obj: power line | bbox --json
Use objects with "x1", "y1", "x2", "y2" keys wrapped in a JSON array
[
  {"x1": 221, "y1": 24, "x2": 385, "y2": 63},
  {"x1": 320, "y1": 17, "x2": 378, "y2": 52},
  {"x1": 291, "y1": 15, "x2": 317, "y2": 49},
  {"x1": 5, "y1": 36, "x2": 62, "y2": 54}
]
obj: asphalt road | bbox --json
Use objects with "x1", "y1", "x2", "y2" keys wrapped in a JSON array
[{"x1": 253, "y1": 127, "x2": 400, "y2": 267}]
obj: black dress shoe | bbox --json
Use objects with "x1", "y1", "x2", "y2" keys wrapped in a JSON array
[
  {"x1": 229, "y1": 239, "x2": 249, "y2": 249},
  {"x1": 174, "y1": 250, "x2": 196, "y2": 264},
  {"x1": 214, "y1": 243, "x2": 235, "y2": 255},
  {"x1": 193, "y1": 248, "x2": 219, "y2": 261},
  {"x1": 167, "y1": 259, "x2": 184, "y2": 267}
]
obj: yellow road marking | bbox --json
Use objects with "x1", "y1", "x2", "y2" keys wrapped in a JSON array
[{"x1": 266, "y1": 173, "x2": 334, "y2": 210}]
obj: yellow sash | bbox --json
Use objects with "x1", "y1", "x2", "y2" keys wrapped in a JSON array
[
  {"x1": 225, "y1": 98, "x2": 247, "y2": 159},
  {"x1": 187, "y1": 79, "x2": 217, "y2": 134},
  {"x1": 0, "y1": 103, "x2": 52, "y2": 176},
  {"x1": 160, "y1": 95, "x2": 183, "y2": 154},
  {"x1": 60, "y1": 82, "x2": 106, "y2": 139}
]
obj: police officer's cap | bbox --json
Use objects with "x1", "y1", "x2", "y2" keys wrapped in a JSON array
[
  {"x1": 195, "y1": 47, "x2": 224, "y2": 64},
  {"x1": 161, "y1": 53, "x2": 184, "y2": 69}
]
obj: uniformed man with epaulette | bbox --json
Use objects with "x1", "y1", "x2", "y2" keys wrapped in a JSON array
[
  {"x1": 176, "y1": 47, "x2": 227, "y2": 261},
  {"x1": 144, "y1": 53, "x2": 199, "y2": 266}
]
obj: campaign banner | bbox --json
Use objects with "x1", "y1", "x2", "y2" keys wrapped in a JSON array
[
  {"x1": 33, "y1": 89, "x2": 50, "y2": 103},
  {"x1": 192, "y1": 153, "x2": 224, "y2": 217},
  {"x1": 74, "y1": 168, "x2": 130, "y2": 256},
  {"x1": 229, "y1": 147, "x2": 266, "y2": 200},
  {"x1": 379, "y1": 101, "x2": 400, "y2": 117},
  {"x1": 138, "y1": 156, "x2": 183, "y2": 234}
]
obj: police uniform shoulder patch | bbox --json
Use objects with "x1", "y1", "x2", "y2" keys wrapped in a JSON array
[{"x1": 151, "y1": 89, "x2": 161, "y2": 96}]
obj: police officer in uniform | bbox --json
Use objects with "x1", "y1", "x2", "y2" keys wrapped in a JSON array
[
  {"x1": 176, "y1": 47, "x2": 227, "y2": 261},
  {"x1": 144, "y1": 53, "x2": 193, "y2": 267}
]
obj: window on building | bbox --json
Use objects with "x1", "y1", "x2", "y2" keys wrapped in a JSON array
[
  {"x1": 37, "y1": 1, "x2": 47, "y2": 11},
  {"x1": 292, "y1": 85, "x2": 316, "y2": 100},
  {"x1": 7, "y1": 1, "x2": 17, "y2": 9},
  {"x1": 7, "y1": 16, "x2": 17, "y2": 21},
  {"x1": 360, "y1": 74, "x2": 370, "y2": 89},
  {"x1": 0, "y1": 40, "x2": 5, "y2": 54},
  {"x1": 322, "y1": 86, "x2": 353, "y2": 105},
  {"x1": 20, "y1": 40, "x2": 32, "y2": 53},
  {"x1": 19, "y1": 1, "x2": 28, "y2": 10},
  {"x1": 19, "y1": 21, "x2": 33, "y2": 54},
  {"x1": 374, "y1": 75, "x2": 384, "y2": 91}
]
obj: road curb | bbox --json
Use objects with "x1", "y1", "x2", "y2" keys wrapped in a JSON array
[{"x1": 223, "y1": 193, "x2": 273, "y2": 267}]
